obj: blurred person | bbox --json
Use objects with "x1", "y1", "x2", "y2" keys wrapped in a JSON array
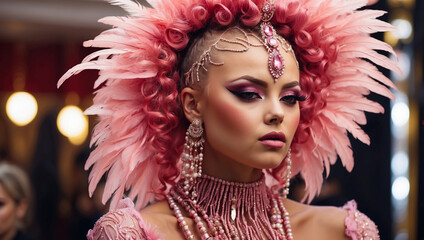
[
  {"x1": 69, "y1": 147, "x2": 107, "y2": 240},
  {"x1": 0, "y1": 162, "x2": 34, "y2": 240},
  {"x1": 29, "y1": 110, "x2": 60, "y2": 240}
]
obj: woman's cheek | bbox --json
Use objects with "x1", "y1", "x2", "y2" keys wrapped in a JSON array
[
  {"x1": 292, "y1": 111, "x2": 300, "y2": 129},
  {"x1": 208, "y1": 96, "x2": 254, "y2": 135},
  {"x1": 287, "y1": 108, "x2": 301, "y2": 141}
]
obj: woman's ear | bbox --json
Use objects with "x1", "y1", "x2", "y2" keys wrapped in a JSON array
[
  {"x1": 180, "y1": 87, "x2": 203, "y2": 122},
  {"x1": 16, "y1": 198, "x2": 28, "y2": 219}
]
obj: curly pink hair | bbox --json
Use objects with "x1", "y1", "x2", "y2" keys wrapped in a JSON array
[{"x1": 58, "y1": 0, "x2": 400, "y2": 210}]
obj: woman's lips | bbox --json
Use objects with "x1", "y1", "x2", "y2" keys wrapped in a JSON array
[{"x1": 259, "y1": 132, "x2": 286, "y2": 148}]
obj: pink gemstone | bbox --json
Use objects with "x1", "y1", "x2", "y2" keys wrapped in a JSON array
[
  {"x1": 272, "y1": 51, "x2": 283, "y2": 70},
  {"x1": 268, "y1": 37, "x2": 278, "y2": 47},
  {"x1": 264, "y1": 24, "x2": 273, "y2": 36}
]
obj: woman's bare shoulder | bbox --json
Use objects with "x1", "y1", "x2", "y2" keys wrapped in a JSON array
[
  {"x1": 141, "y1": 200, "x2": 174, "y2": 216},
  {"x1": 140, "y1": 200, "x2": 177, "y2": 228},
  {"x1": 139, "y1": 200, "x2": 192, "y2": 240},
  {"x1": 284, "y1": 199, "x2": 349, "y2": 240}
]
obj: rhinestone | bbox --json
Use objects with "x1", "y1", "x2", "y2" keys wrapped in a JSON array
[
  {"x1": 268, "y1": 37, "x2": 278, "y2": 48},
  {"x1": 272, "y1": 51, "x2": 283, "y2": 70},
  {"x1": 264, "y1": 24, "x2": 273, "y2": 36},
  {"x1": 263, "y1": 3, "x2": 270, "y2": 12}
]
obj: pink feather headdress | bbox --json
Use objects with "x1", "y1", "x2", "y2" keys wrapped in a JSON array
[{"x1": 58, "y1": 0, "x2": 400, "y2": 210}]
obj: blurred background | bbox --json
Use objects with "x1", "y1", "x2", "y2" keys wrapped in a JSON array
[{"x1": 0, "y1": 0, "x2": 422, "y2": 239}]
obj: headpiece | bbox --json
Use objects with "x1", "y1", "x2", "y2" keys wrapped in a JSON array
[
  {"x1": 260, "y1": 0, "x2": 285, "y2": 81},
  {"x1": 58, "y1": 0, "x2": 400, "y2": 210},
  {"x1": 183, "y1": 24, "x2": 296, "y2": 85}
]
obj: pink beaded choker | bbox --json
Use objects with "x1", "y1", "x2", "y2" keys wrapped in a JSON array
[{"x1": 167, "y1": 174, "x2": 294, "y2": 240}]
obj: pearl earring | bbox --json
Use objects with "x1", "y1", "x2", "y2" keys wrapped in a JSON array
[
  {"x1": 180, "y1": 119, "x2": 204, "y2": 200},
  {"x1": 282, "y1": 148, "x2": 291, "y2": 198}
]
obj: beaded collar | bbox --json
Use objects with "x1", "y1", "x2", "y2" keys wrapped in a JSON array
[{"x1": 167, "y1": 174, "x2": 294, "y2": 240}]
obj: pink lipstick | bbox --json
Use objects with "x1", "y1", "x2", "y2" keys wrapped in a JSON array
[{"x1": 259, "y1": 131, "x2": 286, "y2": 148}]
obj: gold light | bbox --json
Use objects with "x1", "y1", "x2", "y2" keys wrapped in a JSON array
[
  {"x1": 57, "y1": 105, "x2": 89, "y2": 145},
  {"x1": 6, "y1": 91, "x2": 38, "y2": 126}
]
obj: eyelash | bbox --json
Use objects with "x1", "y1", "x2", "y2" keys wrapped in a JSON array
[
  {"x1": 228, "y1": 90, "x2": 262, "y2": 101},
  {"x1": 228, "y1": 89, "x2": 306, "y2": 104},
  {"x1": 280, "y1": 92, "x2": 307, "y2": 105}
]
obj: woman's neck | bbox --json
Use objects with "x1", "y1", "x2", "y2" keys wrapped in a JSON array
[{"x1": 202, "y1": 143, "x2": 263, "y2": 183}]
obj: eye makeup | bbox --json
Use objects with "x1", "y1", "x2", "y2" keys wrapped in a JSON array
[
  {"x1": 225, "y1": 77, "x2": 306, "y2": 104},
  {"x1": 280, "y1": 89, "x2": 307, "y2": 105},
  {"x1": 226, "y1": 82, "x2": 264, "y2": 101}
]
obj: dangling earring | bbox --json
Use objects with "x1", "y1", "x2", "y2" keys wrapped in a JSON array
[
  {"x1": 282, "y1": 148, "x2": 292, "y2": 198},
  {"x1": 181, "y1": 118, "x2": 204, "y2": 201}
]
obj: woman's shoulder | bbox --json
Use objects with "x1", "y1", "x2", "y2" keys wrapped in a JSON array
[
  {"x1": 87, "y1": 198, "x2": 163, "y2": 240},
  {"x1": 285, "y1": 199, "x2": 379, "y2": 240},
  {"x1": 140, "y1": 200, "x2": 194, "y2": 240}
]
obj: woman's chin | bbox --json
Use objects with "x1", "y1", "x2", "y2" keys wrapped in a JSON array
[{"x1": 252, "y1": 159, "x2": 284, "y2": 170}]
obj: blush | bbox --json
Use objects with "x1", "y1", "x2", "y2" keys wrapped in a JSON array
[
  {"x1": 213, "y1": 99, "x2": 248, "y2": 130},
  {"x1": 207, "y1": 90, "x2": 253, "y2": 134}
]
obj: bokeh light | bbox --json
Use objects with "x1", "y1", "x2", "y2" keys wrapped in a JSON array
[
  {"x1": 6, "y1": 91, "x2": 38, "y2": 126},
  {"x1": 392, "y1": 177, "x2": 410, "y2": 200},
  {"x1": 390, "y1": 51, "x2": 411, "y2": 81},
  {"x1": 391, "y1": 102, "x2": 410, "y2": 127},
  {"x1": 391, "y1": 19, "x2": 412, "y2": 40},
  {"x1": 57, "y1": 105, "x2": 88, "y2": 145},
  {"x1": 391, "y1": 152, "x2": 409, "y2": 176}
]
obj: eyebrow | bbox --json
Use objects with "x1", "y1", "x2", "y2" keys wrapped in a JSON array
[
  {"x1": 282, "y1": 81, "x2": 300, "y2": 89},
  {"x1": 234, "y1": 75, "x2": 267, "y2": 87},
  {"x1": 233, "y1": 75, "x2": 300, "y2": 89}
]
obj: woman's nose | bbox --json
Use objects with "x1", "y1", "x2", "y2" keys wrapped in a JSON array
[{"x1": 264, "y1": 99, "x2": 284, "y2": 125}]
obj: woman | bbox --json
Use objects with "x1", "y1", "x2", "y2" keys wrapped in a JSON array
[
  {"x1": 59, "y1": 0, "x2": 400, "y2": 239},
  {"x1": 0, "y1": 162, "x2": 33, "y2": 240}
]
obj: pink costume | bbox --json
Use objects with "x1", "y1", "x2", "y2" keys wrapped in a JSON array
[
  {"x1": 87, "y1": 189, "x2": 379, "y2": 240},
  {"x1": 58, "y1": 0, "x2": 399, "y2": 239}
]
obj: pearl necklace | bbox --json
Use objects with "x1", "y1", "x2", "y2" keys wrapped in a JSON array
[{"x1": 166, "y1": 174, "x2": 294, "y2": 240}]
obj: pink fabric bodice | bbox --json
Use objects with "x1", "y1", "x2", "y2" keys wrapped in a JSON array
[
  {"x1": 343, "y1": 200, "x2": 380, "y2": 240},
  {"x1": 87, "y1": 198, "x2": 162, "y2": 240},
  {"x1": 87, "y1": 198, "x2": 379, "y2": 240}
]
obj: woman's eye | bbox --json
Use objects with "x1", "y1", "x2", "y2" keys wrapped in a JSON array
[
  {"x1": 229, "y1": 90, "x2": 262, "y2": 101},
  {"x1": 281, "y1": 94, "x2": 306, "y2": 105},
  {"x1": 281, "y1": 95, "x2": 297, "y2": 104}
]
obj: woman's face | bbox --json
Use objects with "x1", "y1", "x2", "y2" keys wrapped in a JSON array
[
  {"x1": 198, "y1": 33, "x2": 301, "y2": 172},
  {"x1": 0, "y1": 184, "x2": 19, "y2": 237}
]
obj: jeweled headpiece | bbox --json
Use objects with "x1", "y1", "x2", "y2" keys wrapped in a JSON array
[
  {"x1": 183, "y1": 29, "x2": 295, "y2": 85},
  {"x1": 58, "y1": 0, "x2": 400, "y2": 210},
  {"x1": 261, "y1": 0, "x2": 284, "y2": 81}
]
